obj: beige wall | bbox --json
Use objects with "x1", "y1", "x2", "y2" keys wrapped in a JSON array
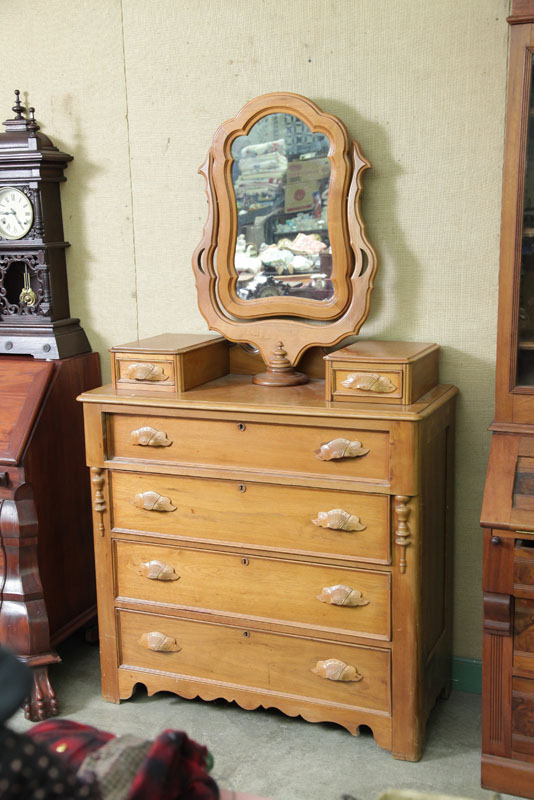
[{"x1": 0, "y1": 0, "x2": 510, "y2": 659}]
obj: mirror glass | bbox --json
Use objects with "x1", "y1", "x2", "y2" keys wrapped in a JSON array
[
  {"x1": 517, "y1": 54, "x2": 534, "y2": 386},
  {"x1": 230, "y1": 113, "x2": 334, "y2": 302}
]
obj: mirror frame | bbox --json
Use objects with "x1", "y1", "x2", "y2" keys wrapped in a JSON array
[{"x1": 193, "y1": 92, "x2": 378, "y2": 385}]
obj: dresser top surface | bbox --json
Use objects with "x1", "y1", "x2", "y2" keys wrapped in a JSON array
[{"x1": 79, "y1": 374, "x2": 457, "y2": 422}]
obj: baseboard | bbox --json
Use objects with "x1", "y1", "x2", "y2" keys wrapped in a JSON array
[{"x1": 451, "y1": 657, "x2": 482, "y2": 693}]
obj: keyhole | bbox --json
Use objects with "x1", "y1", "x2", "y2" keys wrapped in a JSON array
[
  {"x1": 241, "y1": 558, "x2": 249, "y2": 566},
  {"x1": 238, "y1": 484, "x2": 246, "y2": 493},
  {"x1": 237, "y1": 422, "x2": 246, "y2": 432},
  {"x1": 243, "y1": 630, "x2": 250, "y2": 638}
]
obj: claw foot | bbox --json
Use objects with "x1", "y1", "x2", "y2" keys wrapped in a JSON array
[{"x1": 23, "y1": 666, "x2": 59, "y2": 721}]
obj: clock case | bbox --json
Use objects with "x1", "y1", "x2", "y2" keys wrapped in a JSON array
[{"x1": 0, "y1": 92, "x2": 90, "y2": 359}]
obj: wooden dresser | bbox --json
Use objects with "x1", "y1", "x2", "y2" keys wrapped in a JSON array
[{"x1": 80, "y1": 336, "x2": 456, "y2": 761}]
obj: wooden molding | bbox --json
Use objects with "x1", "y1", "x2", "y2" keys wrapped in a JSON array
[
  {"x1": 312, "y1": 508, "x2": 366, "y2": 531},
  {"x1": 137, "y1": 560, "x2": 180, "y2": 581},
  {"x1": 394, "y1": 495, "x2": 411, "y2": 574},
  {"x1": 311, "y1": 658, "x2": 363, "y2": 682},
  {"x1": 316, "y1": 585, "x2": 369, "y2": 607},
  {"x1": 129, "y1": 426, "x2": 173, "y2": 447},
  {"x1": 341, "y1": 372, "x2": 397, "y2": 393},
  {"x1": 124, "y1": 362, "x2": 168, "y2": 382},
  {"x1": 133, "y1": 491, "x2": 176, "y2": 512},
  {"x1": 90, "y1": 467, "x2": 106, "y2": 537},
  {"x1": 138, "y1": 631, "x2": 181, "y2": 652},
  {"x1": 483, "y1": 592, "x2": 513, "y2": 636},
  {"x1": 314, "y1": 438, "x2": 370, "y2": 461}
]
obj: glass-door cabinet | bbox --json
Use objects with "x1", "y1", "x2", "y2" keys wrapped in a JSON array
[
  {"x1": 517, "y1": 56, "x2": 534, "y2": 386},
  {"x1": 481, "y1": 5, "x2": 534, "y2": 798}
]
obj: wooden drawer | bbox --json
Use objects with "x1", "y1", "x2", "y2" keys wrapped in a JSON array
[
  {"x1": 514, "y1": 597, "x2": 534, "y2": 674},
  {"x1": 512, "y1": 677, "x2": 534, "y2": 757},
  {"x1": 107, "y1": 414, "x2": 390, "y2": 482},
  {"x1": 110, "y1": 334, "x2": 229, "y2": 394},
  {"x1": 329, "y1": 365, "x2": 403, "y2": 403},
  {"x1": 117, "y1": 609, "x2": 391, "y2": 713},
  {"x1": 324, "y1": 342, "x2": 439, "y2": 404},
  {"x1": 109, "y1": 471, "x2": 391, "y2": 564},
  {"x1": 114, "y1": 540, "x2": 391, "y2": 640}
]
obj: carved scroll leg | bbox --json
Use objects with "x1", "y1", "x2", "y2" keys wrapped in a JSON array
[
  {"x1": 23, "y1": 662, "x2": 60, "y2": 721},
  {"x1": 0, "y1": 484, "x2": 61, "y2": 721}
]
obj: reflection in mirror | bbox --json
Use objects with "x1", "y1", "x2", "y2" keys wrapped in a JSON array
[{"x1": 230, "y1": 113, "x2": 333, "y2": 302}]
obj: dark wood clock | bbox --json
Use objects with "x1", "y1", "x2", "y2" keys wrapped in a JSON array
[{"x1": 0, "y1": 90, "x2": 90, "y2": 359}]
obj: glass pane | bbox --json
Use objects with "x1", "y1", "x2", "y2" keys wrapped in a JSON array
[
  {"x1": 517, "y1": 56, "x2": 534, "y2": 385},
  {"x1": 230, "y1": 113, "x2": 333, "y2": 302}
]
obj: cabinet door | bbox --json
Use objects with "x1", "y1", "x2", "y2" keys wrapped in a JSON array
[{"x1": 495, "y1": 22, "x2": 534, "y2": 423}]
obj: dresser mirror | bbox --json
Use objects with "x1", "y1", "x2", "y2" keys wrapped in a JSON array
[{"x1": 193, "y1": 92, "x2": 377, "y2": 385}]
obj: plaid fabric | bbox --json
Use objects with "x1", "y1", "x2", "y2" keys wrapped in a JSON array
[
  {"x1": 29, "y1": 719, "x2": 115, "y2": 770},
  {"x1": 79, "y1": 735, "x2": 153, "y2": 800},
  {"x1": 127, "y1": 729, "x2": 219, "y2": 800},
  {"x1": 0, "y1": 725, "x2": 101, "y2": 799},
  {"x1": 28, "y1": 720, "x2": 219, "y2": 800}
]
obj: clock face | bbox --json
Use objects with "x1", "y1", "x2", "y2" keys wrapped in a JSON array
[{"x1": 0, "y1": 187, "x2": 34, "y2": 240}]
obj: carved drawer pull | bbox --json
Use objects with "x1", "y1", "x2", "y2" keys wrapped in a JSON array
[
  {"x1": 133, "y1": 491, "x2": 176, "y2": 512},
  {"x1": 125, "y1": 362, "x2": 168, "y2": 382},
  {"x1": 139, "y1": 631, "x2": 181, "y2": 652},
  {"x1": 129, "y1": 426, "x2": 173, "y2": 447},
  {"x1": 341, "y1": 372, "x2": 396, "y2": 393},
  {"x1": 138, "y1": 560, "x2": 180, "y2": 581},
  {"x1": 316, "y1": 585, "x2": 369, "y2": 607},
  {"x1": 312, "y1": 509, "x2": 366, "y2": 531},
  {"x1": 312, "y1": 658, "x2": 362, "y2": 682},
  {"x1": 314, "y1": 438, "x2": 369, "y2": 461}
]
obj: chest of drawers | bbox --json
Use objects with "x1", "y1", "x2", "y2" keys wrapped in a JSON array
[{"x1": 79, "y1": 348, "x2": 456, "y2": 762}]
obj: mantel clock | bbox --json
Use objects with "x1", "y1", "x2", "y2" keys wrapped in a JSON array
[{"x1": 0, "y1": 90, "x2": 90, "y2": 358}]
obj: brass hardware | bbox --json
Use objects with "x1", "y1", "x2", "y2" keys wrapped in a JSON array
[
  {"x1": 242, "y1": 630, "x2": 250, "y2": 638},
  {"x1": 19, "y1": 267, "x2": 36, "y2": 307},
  {"x1": 238, "y1": 483, "x2": 246, "y2": 492},
  {"x1": 241, "y1": 557, "x2": 249, "y2": 566},
  {"x1": 237, "y1": 422, "x2": 246, "y2": 431}
]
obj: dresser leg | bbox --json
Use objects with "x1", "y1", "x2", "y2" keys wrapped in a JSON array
[{"x1": 391, "y1": 727, "x2": 424, "y2": 762}]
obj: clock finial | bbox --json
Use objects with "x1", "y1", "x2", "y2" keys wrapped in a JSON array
[
  {"x1": 12, "y1": 90, "x2": 25, "y2": 120},
  {"x1": 28, "y1": 108, "x2": 40, "y2": 137}
]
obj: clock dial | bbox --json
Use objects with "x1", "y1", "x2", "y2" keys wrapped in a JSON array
[{"x1": 0, "y1": 187, "x2": 34, "y2": 240}]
